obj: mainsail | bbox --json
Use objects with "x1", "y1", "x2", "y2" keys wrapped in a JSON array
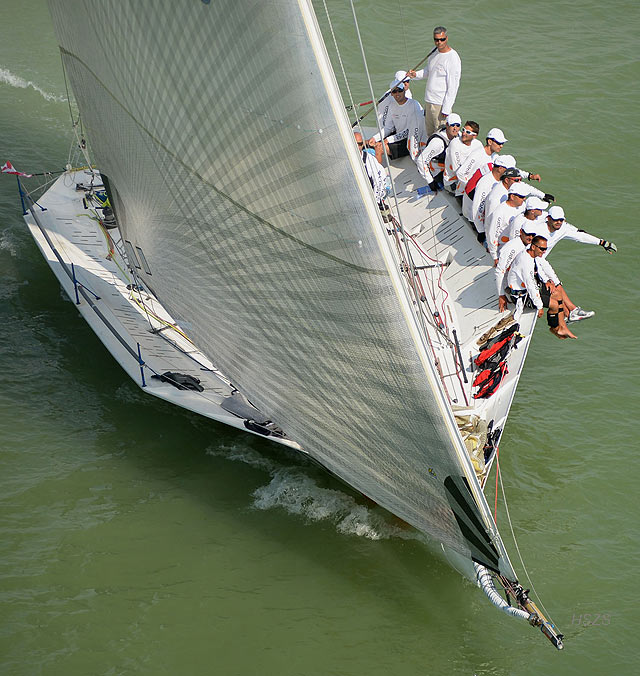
[{"x1": 47, "y1": 0, "x2": 514, "y2": 575}]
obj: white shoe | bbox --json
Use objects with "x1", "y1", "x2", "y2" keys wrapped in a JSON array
[{"x1": 567, "y1": 307, "x2": 595, "y2": 322}]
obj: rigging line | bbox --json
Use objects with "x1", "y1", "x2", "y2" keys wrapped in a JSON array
[
  {"x1": 495, "y1": 451, "x2": 556, "y2": 625},
  {"x1": 348, "y1": 0, "x2": 431, "y2": 345},
  {"x1": 396, "y1": 0, "x2": 409, "y2": 67},
  {"x1": 320, "y1": 0, "x2": 360, "y2": 120}
]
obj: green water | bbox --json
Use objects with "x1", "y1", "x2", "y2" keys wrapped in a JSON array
[{"x1": 1, "y1": 1, "x2": 639, "y2": 674}]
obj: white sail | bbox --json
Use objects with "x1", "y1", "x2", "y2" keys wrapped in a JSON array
[{"x1": 47, "y1": 0, "x2": 513, "y2": 575}]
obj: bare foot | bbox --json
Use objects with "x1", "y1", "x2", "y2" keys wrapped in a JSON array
[{"x1": 550, "y1": 326, "x2": 577, "y2": 340}]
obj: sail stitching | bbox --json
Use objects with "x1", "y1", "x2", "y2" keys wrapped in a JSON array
[{"x1": 58, "y1": 46, "x2": 389, "y2": 278}]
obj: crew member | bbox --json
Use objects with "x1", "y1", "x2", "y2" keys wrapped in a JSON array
[
  {"x1": 443, "y1": 120, "x2": 481, "y2": 193},
  {"x1": 483, "y1": 164, "x2": 548, "y2": 224},
  {"x1": 355, "y1": 132, "x2": 388, "y2": 205},
  {"x1": 378, "y1": 70, "x2": 414, "y2": 131},
  {"x1": 467, "y1": 155, "x2": 516, "y2": 229},
  {"x1": 407, "y1": 26, "x2": 461, "y2": 135},
  {"x1": 496, "y1": 221, "x2": 586, "y2": 321},
  {"x1": 455, "y1": 128, "x2": 508, "y2": 196},
  {"x1": 414, "y1": 113, "x2": 461, "y2": 190},
  {"x1": 486, "y1": 182, "x2": 528, "y2": 264},
  {"x1": 506, "y1": 236, "x2": 577, "y2": 340},
  {"x1": 531, "y1": 206, "x2": 618, "y2": 256},
  {"x1": 367, "y1": 77, "x2": 424, "y2": 164}
]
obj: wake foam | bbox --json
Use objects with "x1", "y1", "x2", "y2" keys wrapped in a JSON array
[
  {"x1": 0, "y1": 67, "x2": 66, "y2": 102},
  {"x1": 208, "y1": 445, "x2": 421, "y2": 541}
]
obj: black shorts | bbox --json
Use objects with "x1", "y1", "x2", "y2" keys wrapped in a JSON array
[
  {"x1": 539, "y1": 283, "x2": 551, "y2": 308},
  {"x1": 388, "y1": 140, "x2": 410, "y2": 160}
]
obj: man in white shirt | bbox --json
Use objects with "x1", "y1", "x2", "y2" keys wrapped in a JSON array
[
  {"x1": 486, "y1": 182, "x2": 528, "y2": 264},
  {"x1": 468, "y1": 154, "x2": 516, "y2": 230},
  {"x1": 504, "y1": 196, "x2": 548, "y2": 243},
  {"x1": 443, "y1": 120, "x2": 481, "y2": 193},
  {"x1": 414, "y1": 113, "x2": 461, "y2": 190},
  {"x1": 455, "y1": 127, "x2": 508, "y2": 196},
  {"x1": 354, "y1": 132, "x2": 388, "y2": 205},
  {"x1": 483, "y1": 168, "x2": 550, "y2": 228},
  {"x1": 367, "y1": 76, "x2": 424, "y2": 164},
  {"x1": 407, "y1": 26, "x2": 461, "y2": 135},
  {"x1": 496, "y1": 218, "x2": 584, "y2": 322},
  {"x1": 531, "y1": 206, "x2": 618, "y2": 256},
  {"x1": 377, "y1": 70, "x2": 413, "y2": 130},
  {"x1": 506, "y1": 236, "x2": 577, "y2": 339}
]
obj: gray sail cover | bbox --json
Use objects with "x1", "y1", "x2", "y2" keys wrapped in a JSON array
[{"x1": 48, "y1": 0, "x2": 510, "y2": 573}]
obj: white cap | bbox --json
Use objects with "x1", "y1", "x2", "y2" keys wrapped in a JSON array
[
  {"x1": 446, "y1": 113, "x2": 461, "y2": 126},
  {"x1": 548, "y1": 206, "x2": 565, "y2": 220},
  {"x1": 494, "y1": 154, "x2": 516, "y2": 168},
  {"x1": 487, "y1": 127, "x2": 508, "y2": 144},
  {"x1": 394, "y1": 70, "x2": 408, "y2": 82},
  {"x1": 525, "y1": 196, "x2": 548, "y2": 211},
  {"x1": 508, "y1": 182, "x2": 529, "y2": 197},
  {"x1": 389, "y1": 76, "x2": 406, "y2": 90}
]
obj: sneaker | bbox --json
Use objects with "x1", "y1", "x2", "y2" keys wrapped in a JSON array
[{"x1": 567, "y1": 307, "x2": 595, "y2": 322}]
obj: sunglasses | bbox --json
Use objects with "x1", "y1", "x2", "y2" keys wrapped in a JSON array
[
  {"x1": 448, "y1": 122, "x2": 461, "y2": 127},
  {"x1": 391, "y1": 88, "x2": 404, "y2": 94},
  {"x1": 434, "y1": 37, "x2": 447, "y2": 42},
  {"x1": 534, "y1": 245, "x2": 548, "y2": 251},
  {"x1": 462, "y1": 128, "x2": 477, "y2": 135}
]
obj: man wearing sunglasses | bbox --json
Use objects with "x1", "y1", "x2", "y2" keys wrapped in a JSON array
[
  {"x1": 443, "y1": 121, "x2": 482, "y2": 193},
  {"x1": 483, "y1": 164, "x2": 549, "y2": 227},
  {"x1": 413, "y1": 112, "x2": 462, "y2": 191},
  {"x1": 531, "y1": 206, "x2": 618, "y2": 257},
  {"x1": 486, "y1": 181, "x2": 529, "y2": 265},
  {"x1": 469, "y1": 155, "x2": 517, "y2": 233},
  {"x1": 367, "y1": 76, "x2": 424, "y2": 165},
  {"x1": 456, "y1": 128, "x2": 508, "y2": 197},
  {"x1": 505, "y1": 236, "x2": 577, "y2": 340},
  {"x1": 407, "y1": 26, "x2": 461, "y2": 136}
]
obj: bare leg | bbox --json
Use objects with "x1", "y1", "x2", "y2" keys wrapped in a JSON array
[
  {"x1": 557, "y1": 284, "x2": 576, "y2": 314},
  {"x1": 548, "y1": 291, "x2": 577, "y2": 340}
]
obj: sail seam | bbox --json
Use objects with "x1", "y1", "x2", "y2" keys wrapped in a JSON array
[{"x1": 58, "y1": 45, "x2": 389, "y2": 278}]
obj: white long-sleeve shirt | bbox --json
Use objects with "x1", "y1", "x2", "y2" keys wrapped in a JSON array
[
  {"x1": 484, "y1": 180, "x2": 545, "y2": 223},
  {"x1": 455, "y1": 146, "x2": 495, "y2": 195},
  {"x1": 377, "y1": 89, "x2": 413, "y2": 130},
  {"x1": 505, "y1": 212, "x2": 547, "y2": 243},
  {"x1": 486, "y1": 201, "x2": 524, "y2": 261},
  {"x1": 372, "y1": 97, "x2": 424, "y2": 143},
  {"x1": 506, "y1": 250, "x2": 547, "y2": 310},
  {"x1": 529, "y1": 220, "x2": 601, "y2": 256},
  {"x1": 361, "y1": 150, "x2": 388, "y2": 204},
  {"x1": 497, "y1": 239, "x2": 559, "y2": 299},
  {"x1": 471, "y1": 171, "x2": 499, "y2": 231},
  {"x1": 413, "y1": 49, "x2": 461, "y2": 115},
  {"x1": 443, "y1": 137, "x2": 482, "y2": 189},
  {"x1": 414, "y1": 129, "x2": 448, "y2": 182}
]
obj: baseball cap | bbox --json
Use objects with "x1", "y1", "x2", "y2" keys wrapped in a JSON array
[
  {"x1": 525, "y1": 196, "x2": 548, "y2": 211},
  {"x1": 494, "y1": 154, "x2": 516, "y2": 169},
  {"x1": 501, "y1": 167, "x2": 520, "y2": 180},
  {"x1": 487, "y1": 128, "x2": 508, "y2": 144},
  {"x1": 508, "y1": 182, "x2": 529, "y2": 197},
  {"x1": 447, "y1": 113, "x2": 462, "y2": 126},
  {"x1": 548, "y1": 206, "x2": 565, "y2": 220}
]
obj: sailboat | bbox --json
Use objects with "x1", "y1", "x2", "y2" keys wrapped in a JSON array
[{"x1": 12, "y1": 0, "x2": 564, "y2": 648}]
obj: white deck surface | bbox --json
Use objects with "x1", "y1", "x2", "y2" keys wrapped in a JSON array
[
  {"x1": 24, "y1": 170, "x2": 301, "y2": 450},
  {"x1": 23, "y1": 163, "x2": 537, "y2": 483}
]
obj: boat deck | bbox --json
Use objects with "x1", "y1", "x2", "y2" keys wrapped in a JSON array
[
  {"x1": 387, "y1": 155, "x2": 537, "y2": 481},
  {"x1": 22, "y1": 161, "x2": 536, "y2": 482},
  {"x1": 23, "y1": 170, "x2": 301, "y2": 450}
]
